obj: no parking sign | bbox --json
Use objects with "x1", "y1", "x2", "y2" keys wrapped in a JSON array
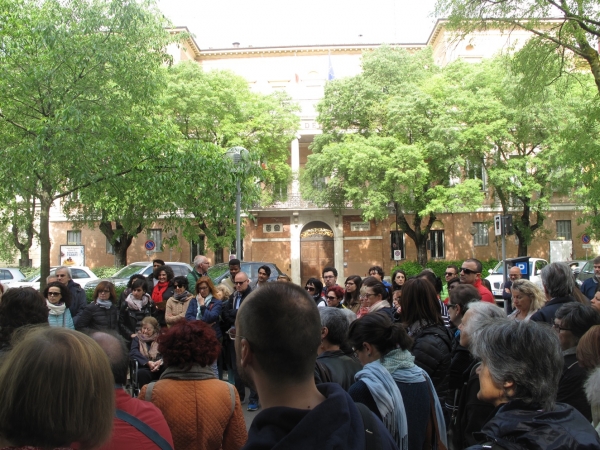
[{"x1": 144, "y1": 240, "x2": 156, "y2": 251}]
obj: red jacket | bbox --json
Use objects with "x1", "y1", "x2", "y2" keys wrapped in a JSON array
[
  {"x1": 99, "y1": 388, "x2": 174, "y2": 450},
  {"x1": 474, "y1": 279, "x2": 495, "y2": 304}
]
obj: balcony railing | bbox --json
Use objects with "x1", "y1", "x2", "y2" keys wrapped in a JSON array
[{"x1": 252, "y1": 193, "x2": 325, "y2": 210}]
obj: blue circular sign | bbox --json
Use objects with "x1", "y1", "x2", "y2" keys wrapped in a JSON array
[
  {"x1": 144, "y1": 240, "x2": 156, "y2": 251},
  {"x1": 582, "y1": 235, "x2": 591, "y2": 244}
]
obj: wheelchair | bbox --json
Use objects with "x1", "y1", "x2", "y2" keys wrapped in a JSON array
[{"x1": 128, "y1": 359, "x2": 140, "y2": 398}]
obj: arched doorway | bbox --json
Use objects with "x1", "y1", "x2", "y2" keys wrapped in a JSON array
[{"x1": 300, "y1": 221, "x2": 334, "y2": 287}]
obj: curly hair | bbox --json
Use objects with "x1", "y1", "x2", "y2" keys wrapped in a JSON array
[
  {"x1": 93, "y1": 281, "x2": 117, "y2": 304},
  {"x1": 510, "y1": 279, "x2": 545, "y2": 313},
  {"x1": 158, "y1": 320, "x2": 220, "y2": 370},
  {"x1": 43, "y1": 281, "x2": 72, "y2": 308},
  {"x1": 327, "y1": 285, "x2": 345, "y2": 299},
  {"x1": 153, "y1": 265, "x2": 174, "y2": 282},
  {"x1": 0, "y1": 288, "x2": 49, "y2": 350}
]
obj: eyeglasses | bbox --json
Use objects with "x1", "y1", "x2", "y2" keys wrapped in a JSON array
[
  {"x1": 327, "y1": 296, "x2": 337, "y2": 300},
  {"x1": 359, "y1": 293, "x2": 377, "y2": 299},
  {"x1": 445, "y1": 272, "x2": 456, "y2": 277},
  {"x1": 351, "y1": 347, "x2": 361, "y2": 359},
  {"x1": 460, "y1": 268, "x2": 478, "y2": 275},
  {"x1": 447, "y1": 303, "x2": 458, "y2": 309},
  {"x1": 553, "y1": 323, "x2": 571, "y2": 332},
  {"x1": 305, "y1": 286, "x2": 315, "y2": 291},
  {"x1": 227, "y1": 328, "x2": 246, "y2": 341},
  {"x1": 234, "y1": 280, "x2": 248, "y2": 285},
  {"x1": 48, "y1": 292, "x2": 61, "y2": 297},
  {"x1": 99, "y1": 290, "x2": 110, "y2": 294}
]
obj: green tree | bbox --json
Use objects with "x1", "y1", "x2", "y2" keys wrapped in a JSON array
[
  {"x1": 446, "y1": 58, "x2": 577, "y2": 255},
  {"x1": 435, "y1": 0, "x2": 600, "y2": 96},
  {"x1": 161, "y1": 62, "x2": 300, "y2": 254},
  {"x1": 0, "y1": 0, "x2": 176, "y2": 287},
  {"x1": 302, "y1": 47, "x2": 484, "y2": 266}
]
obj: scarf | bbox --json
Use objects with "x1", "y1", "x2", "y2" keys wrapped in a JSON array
[
  {"x1": 125, "y1": 293, "x2": 149, "y2": 311},
  {"x1": 356, "y1": 306, "x2": 369, "y2": 319},
  {"x1": 381, "y1": 348, "x2": 447, "y2": 449},
  {"x1": 152, "y1": 281, "x2": 169, "y2": 304},
  {"x1": 96, "y1": 299, "x2": 113, "y2": 309},
  {"x1": 369, "y1": 300, "x2": 388, "y2": 314},
  {"x1": 355, "y1": 360, "x2": 406, "y2": 449},
  {"x1": 160, "y1": 363, "x2": 216, "y2": 381},
  {"x1": 46, "y1": 300, "x2": 66, "y2": 316},
  {"x1": 174, "y1": 290, "x2": 191, "y2": 302},
  {"x1": 136, "y1": 332, "x2": 159, "y2": 361},
  {"x1": 196, "y1": 294, "x2": 213, "y2": 320}
]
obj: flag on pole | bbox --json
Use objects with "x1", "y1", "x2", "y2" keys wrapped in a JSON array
[{"x1": 328, "y1": 50, "x2": 335, "y2": 81}]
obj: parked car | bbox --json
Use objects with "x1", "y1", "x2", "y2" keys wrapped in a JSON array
[
  {"x1": 85, "y1": 261, "x2": 193, "y2": 291},
  {"x1": 208, "y1": 261, "x2": 289, "y2": 286},
  {"x1": 8, "y1": 266, "x2": 98, "y2": 291},
  {"x1": 0, "y1": 268, "x2": 26, "y2": 286},
  {"x1": 485, "y1": 258, "x2": 548, "y2": 299},
  {"x1": 559, "y1": 260, "x2": 589, "y2": 276},
  {"x1": 577, "y1": 260, "x2": 596, "y2": 287}
]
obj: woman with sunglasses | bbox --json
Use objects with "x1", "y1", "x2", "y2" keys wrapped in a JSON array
[
  {"x1": 305, "y1": 277, "x2": 326, "y2": 308},
  {"x1": 165, "y1": 276, "x2": 194, "y2": 328},
  {"x1": 75, "y1": 281, "x2": 118, "y2": 331},
  {"x1": 43, "y1": 281, "x2": 74, "y2": 329}
]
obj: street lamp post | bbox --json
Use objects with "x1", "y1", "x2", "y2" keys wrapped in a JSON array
[{"x1": 225, "y1": 146, "x2": 249, "y2": 261}]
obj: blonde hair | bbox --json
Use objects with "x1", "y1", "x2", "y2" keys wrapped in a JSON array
[
  {"x1": 215, "y1": 283, "x2": 232, "y2": 300},
  {"x1": 511, "y1": 279, "x2": 546, "y2": 313},
  {"x1": 0, "y1": 327, "x2": 114, "y2": 448}
]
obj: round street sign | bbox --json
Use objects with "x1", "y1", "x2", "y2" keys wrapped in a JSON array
[
  {"x1": 582, "y1": 234, "x2": 591, "y2": 244},
  {"x1": 144, "y1": 240, "x2": 156, "y2": 251}
]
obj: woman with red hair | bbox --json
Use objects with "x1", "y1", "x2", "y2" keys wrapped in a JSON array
[{"x1": 139, "y1": 320, "x2": 247, "y2": 450}]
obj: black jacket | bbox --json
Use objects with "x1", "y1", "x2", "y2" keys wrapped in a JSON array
[
  {"x1": 314, "y1": 350, "x2": 362, "y2": 391},
  {"x1": 118, "y1": 295, "x2": 154, "y2": 346},
  {"x1": 466, "y1": 400, "x2": 600, "y2": 450},
  {"x1": 411, "y1": 323, "x2": 452, "y2": 398},
  {"x1": 451, "y1": 359, "x2": 497, "y2": 450},
  {"x1": 530, "y1": 295, "x2": 576, "y2": 324},
  {"x1": 243, "y1": 382, "x2": 397, "y2": 450},
  {"x1": 221, "y1": 286, "x2": 252, "y2": 331},
  {"x1": 75, "y1": 302, "x2": 118, "y2": 331},
  {"x1": 558, "y1": 352, "x2": 592, "y2": 421},
  {"x1": 66, "y1": 279, "x2": 87, "y2": 321}
]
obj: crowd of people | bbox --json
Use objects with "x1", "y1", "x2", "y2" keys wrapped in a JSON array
[{"x1": 1, "y1": 256, "x2": 600, "y2": 449}]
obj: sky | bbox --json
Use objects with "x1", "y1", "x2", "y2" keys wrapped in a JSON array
[{"x1": 157, "y1": 0, "x2": 439, "y2": 49}]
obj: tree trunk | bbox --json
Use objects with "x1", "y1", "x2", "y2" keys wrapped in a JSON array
[
  {"x1": 39, "y1": 196, "x2": 52, "y2": 292},
  {"x1": 416, "y1": 238, "x2": 428, "y2": 267},
  {"x1": 19, "y1": 249, "x2": 31, "y2": 267},
  {"x1": 99, "y1": 219, "x2": 142, "y2": 268},
  {"x1": 396, "y1": 208, "x2": 435, "y2": 268}
]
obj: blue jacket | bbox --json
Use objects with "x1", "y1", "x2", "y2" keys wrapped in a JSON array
[
  {"x1": 185, "y1": 295, "x2": 223, "y2": 340},
  {"x1": 48, "y1": 309, "x2": 75, "y2": 329},
  {"x1": 581, "y1": 277, "x2": 598, "y2": 300}
]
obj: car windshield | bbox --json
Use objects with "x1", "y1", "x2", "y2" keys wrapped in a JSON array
[
  {"x1": 582, "y1": 261, "x2": 595, "y2": 274},
  {"x1": 24, "y1": 269, "x2": 41, "y2": 282},
  {"x1": 111, "y1": 264, "x2": 146, "y2": 279},
  {"x1": 208, "y1": 263, "x2": 230, "y2": 280},
  {"x1": 491, "y1": 262, "x2": 504, "y2": 274}
]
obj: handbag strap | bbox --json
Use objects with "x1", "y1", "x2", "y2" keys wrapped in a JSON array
[
  {"x1": 115, "y1": 408, "x2": 173, "y2": 450},
  {"x1": 145, "y1": 381, "x2": 156, "y2": 402}
]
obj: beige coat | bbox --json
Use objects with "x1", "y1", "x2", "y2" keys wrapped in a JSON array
[{"x1": 165, "y1": 295, "x2": 193, "y2": 327}]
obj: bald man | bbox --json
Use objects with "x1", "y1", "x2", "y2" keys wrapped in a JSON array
[{"x1": 503, "y1": 266, "x2": 522, "y2": 314}]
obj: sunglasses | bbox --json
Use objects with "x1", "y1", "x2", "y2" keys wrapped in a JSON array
[
  {"x1": 48, "y1": 292, "x2": 61, "y2": 297},
  {"x1": 174, "y1": 285, "x2": 184, "y2": 289},
  {"x1": 445, "y1": 272, "x2": 456, "y2": 277},
  {"x1": 460, "y1": 268, "x2": 478, "y2": 275},
  {"x1": 327, "y1": 296, "x2": 337, "y2": 300},
  {"x1": 305, "y1": 286, "x2": 315, "y2": 291},
  {"x1": 234, "y1": 280, "x2": 248, "y2": 285}
]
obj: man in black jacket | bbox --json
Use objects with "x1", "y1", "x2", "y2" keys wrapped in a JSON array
[
  {"x1": 55, "y1": 266, "x2": 87, "y2": 323},
  {"x1": 531, "y1": 262, "x2": 576, "y2": 324},
  {"x1": 222, "y1": 272, "x2": 254, "y2": 406}
]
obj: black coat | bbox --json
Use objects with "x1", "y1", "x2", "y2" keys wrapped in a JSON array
[
  {"x1": 314, "y1": 350, "x2": 362, "y2": 391},
  {"x1": 530, "y1": 295, "x2": 576, "y2": 324},
  {"x1": 75, "y1": 302, "x2": 118, "y2": 331},
  {"x1": 66, "y1": 279, "x2": 87, "y2": 322},
  {"x1": 466, "y1": 400, "x2": 600, "y2": 450},
  {"x1": 118, "y1": 295, "x2": 154, "y2": 346},
  {"x1": 221, "y1": 286, "x2": 252, "y2": 332},
  {"x1": 557, "y1": 352, "x2": 592, "y2": 421},
  {"x1": 411, "y1": 323, "x2": 453, "y2": 398}
]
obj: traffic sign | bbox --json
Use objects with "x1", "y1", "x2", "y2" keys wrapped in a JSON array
[
  {"x1": 582, "y1": 234, "x2": 591, "y2": 244},
  {"x1": 393, "y1": 250, "x2": 402, "y2": 261},
  {"x1": 144, "y1": 240, "x2": 156, "y2": 251},
  {"x1": 583, "y1": 244, "x2": 592, "y2": 249}
]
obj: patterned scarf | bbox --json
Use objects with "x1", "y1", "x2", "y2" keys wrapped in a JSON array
[{"x1": 137, "y1": 332, "x2": 159, "y2": 361}]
